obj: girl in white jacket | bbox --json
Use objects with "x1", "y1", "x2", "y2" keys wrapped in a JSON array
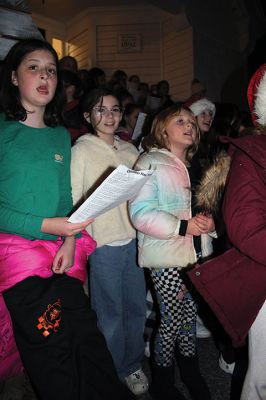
[
  {"x1": 129, "y1": 104, "x2": 215, "y2": 400},
  {"x1": 71, "y1": 88, "x2": 147, "y2": 396}
]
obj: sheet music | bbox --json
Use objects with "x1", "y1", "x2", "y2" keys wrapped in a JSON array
[
  {"x1": 131, "y1": 112, "x2": 148, "y2": 140},
  {"x1": 68, "y1": 164, "x2": 153, "y2": 222}
]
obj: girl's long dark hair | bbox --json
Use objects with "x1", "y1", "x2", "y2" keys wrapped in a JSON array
[
  {"x1": 81, "y1": 87, "x2": 122, "y2": 135},
  {"x1": 0, "y1": 38, "x2": 63, "y2": 127}
]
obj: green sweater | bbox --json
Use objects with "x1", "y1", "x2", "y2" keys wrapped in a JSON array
[{"x1": 0, "y1": 115, "x2": 73, "y2": 240}]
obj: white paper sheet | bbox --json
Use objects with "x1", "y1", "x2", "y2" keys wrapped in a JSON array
[
  {"x1": 68, "y1": 164, "x2": 153, "y2": 222},
  {"x1": 131, "y1": 112, "x2": 147, "y2": 140}
]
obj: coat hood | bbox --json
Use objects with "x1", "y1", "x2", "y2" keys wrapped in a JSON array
[
  {"x1": 196, "y1": 134, "x2": 266, "y2": 215},
  {"x1": 221, "y1": 134, "x2": 266, "y2": 169}
]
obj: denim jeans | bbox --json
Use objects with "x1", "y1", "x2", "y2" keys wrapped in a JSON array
[{"x1": 89, "y1": 239, "x2": 146, "y2": 380}]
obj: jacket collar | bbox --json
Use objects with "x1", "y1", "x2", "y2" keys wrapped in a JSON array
[{"x1": 149, "y1": 147, "x2": 188, "y2": 167}]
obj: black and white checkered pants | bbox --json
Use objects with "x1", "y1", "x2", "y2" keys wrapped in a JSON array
[{"x1": 149, "y1": 267, "x2": 197, "y2": 367}]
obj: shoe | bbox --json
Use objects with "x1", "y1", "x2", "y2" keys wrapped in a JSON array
[
  {"x1": 219, "y1": 354, "x2": 235, "y2": 374},
  {"x1": 196, "y1": 316, "x2": 212, "y2": 338},
  {"x1": 125, "y1": 369, "x2": 149, "y2": 395}
]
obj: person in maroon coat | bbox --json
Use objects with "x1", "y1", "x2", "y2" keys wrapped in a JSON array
[{"x1": 188, "y1": 64, "x2": 266, "y2": 400}]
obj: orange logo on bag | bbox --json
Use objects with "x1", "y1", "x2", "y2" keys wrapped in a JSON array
[{"x1": 37, "y1": 299, "x2": 62, "y2": 337}]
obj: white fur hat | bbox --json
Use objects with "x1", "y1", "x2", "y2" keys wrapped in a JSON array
[{"x1": 189, "y1": 98, "x2": 216, "y2": 117}]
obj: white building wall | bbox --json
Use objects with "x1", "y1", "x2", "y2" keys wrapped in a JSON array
[
  {"x1": 31, "y1": 1, "x2": 266, "y2": 109},
  {"x1": 96, "y1": 22, "x2": 161, "y2": 84},
  {"x1": 68, "y1": 28, "x2": 91, "y2": 69},
  {"x1": 31, "y1": 6, "x2": 194, "y2": 97},
  {"x1": 66, "y1": 6, "x2": 163, "y2": 84}
]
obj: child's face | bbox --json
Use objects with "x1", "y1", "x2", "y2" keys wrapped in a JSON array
[
  {"x1": 197, "y1": 110, "x2": 214, "y2": 133},
  {"x1": 165, "y1": 109, "x2": 197, "y2": 154},
  {"x1": 88, "y1": 95, "x2": 123, "y2": 139},
  {"x1": 11, "y1": 49, "x2": 57, "y2": 112}
]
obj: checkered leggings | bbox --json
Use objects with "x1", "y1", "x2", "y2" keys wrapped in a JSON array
[{"x1": 150, "y1": 267, "x2": 197, "y2": 367}]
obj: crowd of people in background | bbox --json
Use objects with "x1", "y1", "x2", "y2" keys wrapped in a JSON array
[
  {"x1": 56, "y1": 55, "x2": 253, "y2": 150},
  {"x1": 0, "y1": 43, "x2": 265, "y2": 400}
]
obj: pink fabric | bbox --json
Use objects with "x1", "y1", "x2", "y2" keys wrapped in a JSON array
[
  {"x1": 0, "y1": 232, "x2": 96, "y2": 381},
  {"x1": 0, "y1": 232, "x2": 96, "y2": 292}
]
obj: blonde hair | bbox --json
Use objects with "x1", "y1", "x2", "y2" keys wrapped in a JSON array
[{"x1": 143, "y1": 104, "x2": 200, "y2": 162}]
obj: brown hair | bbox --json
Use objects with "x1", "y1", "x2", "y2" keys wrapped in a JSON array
[{"x1": 143, "y1": 104, "x2": 200, "y2": 162}]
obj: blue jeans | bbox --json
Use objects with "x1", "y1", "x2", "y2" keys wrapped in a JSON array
[{"x1": 89, "y1": 239, "x2": 146, "y2": 380}]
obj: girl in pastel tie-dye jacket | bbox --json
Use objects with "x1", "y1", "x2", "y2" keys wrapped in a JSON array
[{"x1": 129, "y1": 104, "x2": 216, "y2": 400}]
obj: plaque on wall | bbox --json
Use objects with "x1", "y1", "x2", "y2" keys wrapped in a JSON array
[{"x1": 117, "y1": 34, "x2": 142, "y2": 53}]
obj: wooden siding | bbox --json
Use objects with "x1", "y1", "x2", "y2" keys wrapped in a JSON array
[
  {"x1": 161, "y1": 19, "x2": 193, "y2": 102},
  {"x1": 68, "y1": 28, "x2": 90, "y2": 69},
  {"x1": 32, "y1": 7, "x2": 193, "y2": 99},
  {"x1": 96, "y1": 23, "x2": 161, "y2": 85}
]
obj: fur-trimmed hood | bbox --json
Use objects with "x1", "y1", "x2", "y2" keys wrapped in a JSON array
[
  {"x1": 195, "y1": 150, "x2": 231, "y2": 216},
  {"x1": 195, "y1": 134, "x2": 266, "y2": 216}
]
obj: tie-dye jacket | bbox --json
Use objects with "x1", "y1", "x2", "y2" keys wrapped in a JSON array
[{"x1": 129, "y1": 148, "x2": 213, "y2": 268}]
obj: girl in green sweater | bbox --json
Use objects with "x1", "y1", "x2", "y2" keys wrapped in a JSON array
[{"x1": 0, "y1": 38, "x2": 133, "y2": 400}]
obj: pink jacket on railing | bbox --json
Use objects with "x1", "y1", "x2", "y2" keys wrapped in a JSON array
[{"x1": 0, "y1": 231, "x2": 96, "y2": 382}]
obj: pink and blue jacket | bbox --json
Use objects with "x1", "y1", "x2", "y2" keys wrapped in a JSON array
[{"x1": 129, "y1": 148, "x2": 214, "y2": 269}]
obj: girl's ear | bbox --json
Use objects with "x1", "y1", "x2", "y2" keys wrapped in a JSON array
[
  {"x1": 83, "y1": 112, "x2": 91, "y2": 123},
  {"x1": 11, "y1": 71, "x2": 18, "y2": 86}
]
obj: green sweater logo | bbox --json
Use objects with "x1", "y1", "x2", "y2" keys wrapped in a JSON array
[{"x1": 54, "y1": 154, "x2": 63, "y2": 163}]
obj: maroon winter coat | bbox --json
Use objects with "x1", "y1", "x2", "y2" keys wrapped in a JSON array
[{"x1": 188, "y1": 134, "x2": 266, "y2": 347}]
